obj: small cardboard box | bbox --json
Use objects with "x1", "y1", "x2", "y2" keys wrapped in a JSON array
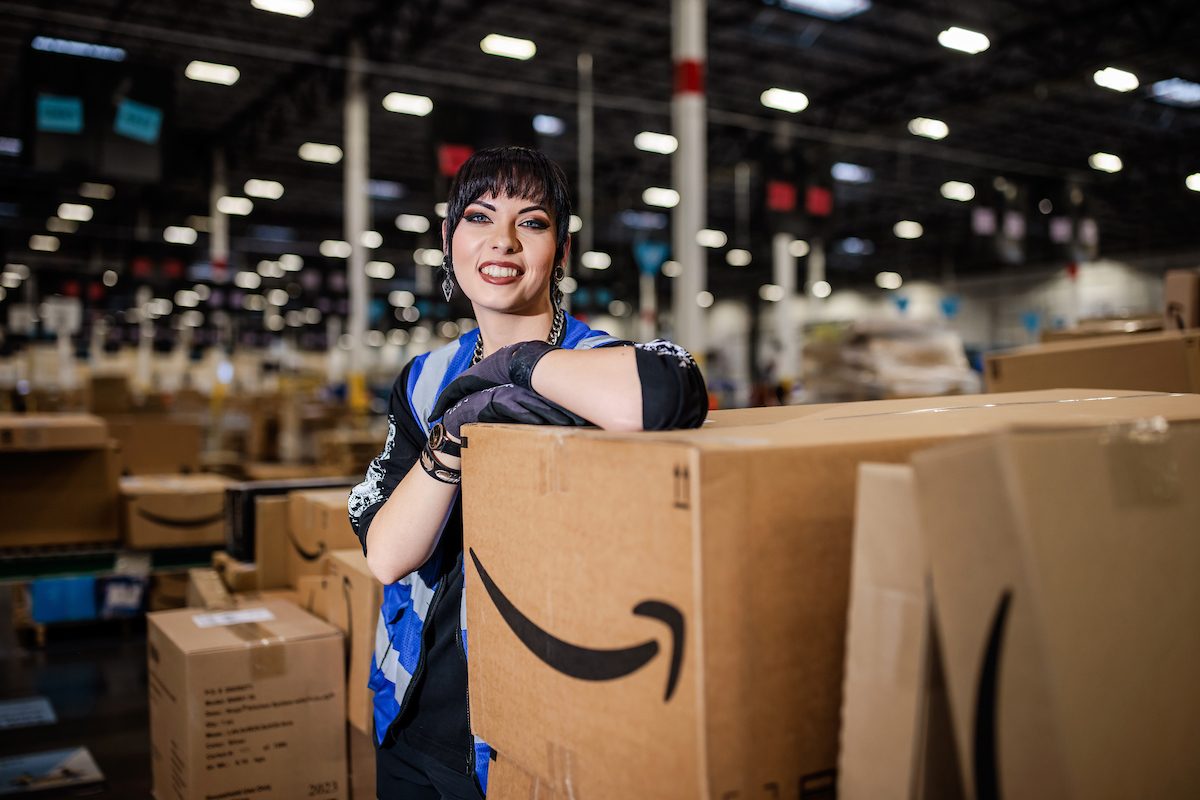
[
  {"x1": 287, "y1": 489, "x2": 357, "y2": 586},
  {"x1": 321, "y1": 549, "x2": 382, "y2": 734},
  {"x1": 463, "y1": 390, "x2": 1200, "y2": 799},
  {"x1": 985, "y1": 331, "x2": 1200, "y2": 393},
  {"x1": 913, "y1": 422, "x2": 1200, "y2": 800},
  {"x1": 1164, "y1": 267, "x2": 1200, "y2": 331},
  {"x1": 225, "y1": 477, "x2": 356, "y2": 562},
  {"x1": 0, "y1": 413, "x2": 110, "y2": 451},
  {"x1": 106, "y1": 416, "x2": 203, "y2": 475},
  {"x1": 186, "y1": 568, "x2": 235, "y2": 610},
  {"x1": 146, "y1": 601, "x2": 348, "y2": 800},
  {"x1": 212, "y1": 551, "x2": 259, "y2": 592},
  {"x1": 121, "y1": 475, "x2": 230, "y2": 549}
]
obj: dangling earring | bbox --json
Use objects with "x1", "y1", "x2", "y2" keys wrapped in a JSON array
[
  {"x1": 551, "y1": 265, "x2": 565, "y2": 310},
  {"x1": 441, "y1": 255, "x2": 455, "y2": 302}
]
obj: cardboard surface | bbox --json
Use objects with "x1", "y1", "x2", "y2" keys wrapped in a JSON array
[
  {"x1": 224, "y1": 476, "x2": 356, "y2": 562},
  {"x1": 146, "y1": 600, "x2": 347, "y2": 800},
  {"x1": 1163, "y1": 268, "x2": 1200, "y2": 331},
  {"x1": 320, "y1": 549, "x2": 381, "y2": 734},
  {"x1": 120, "y1": 475, "x2": 230, "y2": 549},
  {"x1": 186, "y1": 568, "x2": 235, "y2": 610},
  {"x1": 254, "y1": 495, "x2": 290, "y2": 590},
  {"x1": 913, "y1": 423, "x2": 1200, "y2": 800},
  {"x1": 0, "y1": 414, "x2": 109, "y2": 451},
  {"x1": 0, "y1": 445, "x2": 120, "y2": 548},
  {"x1": 462, "y1": 390, "x2": 1200, "y2": 799},
  {"x1": 212, "y1": 550, "x2": 259, "y2": 592},
  {"x1": 347, "y1": 724, "x2": 376, "y2": 800},
  {"x1": 985, "y1": 331, "x2": 1200, "y2": 393},
  {"x1": 286, "y1": 489, "x2": 357, "y2": 586},
  {"x1": 106, "y1": 416, "x2": 203, "y2": 475}
]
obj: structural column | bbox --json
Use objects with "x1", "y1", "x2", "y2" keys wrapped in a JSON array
[
  {"x1": 209, "y1": 149, "x2": 229, "y2": 273},
  {"x1": 574, "y1": 52, "x2": 594, "y2": 315},
  {"x1": 670, "y1": 0, "x2": 706, "y2": 357},
  {"x1": 344, "y1": 39, "x2": 370, "y2": 413},
  {"x1": 772, "y1": 232, "x2": 798, "y2": 386}
]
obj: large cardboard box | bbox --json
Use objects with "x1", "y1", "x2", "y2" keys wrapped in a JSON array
[
  {"x1": 1164, "y1": 267, "x2": 1200, "y2": 331},
  {"x1": 0, "y1": 415, "x2": 120, "y2": 548},
  {"x1": 913, "y1": 422, "x2": 1200, "y2": 800},
  {"x1": 146, "y1": 601, "x2": 348, "y2": 800},
  {"x1": 106, "y1": 416, "x2": 203, "y2": 475},
  {"x1": 320, "y1": 549, "x2": 382, "y2": 734},
  {"x1": 985, "y1": 331, "x2": 1200, "y2": 393},
  {"x1": 287, "y1": 489, "x2": 357, "y2": 586},
  {"x1": 121, "y1": 475, "x2": 230, "y2": 549},
  {"x1": 463, "y1": 390, "x2": 1200, "y2": 799}
]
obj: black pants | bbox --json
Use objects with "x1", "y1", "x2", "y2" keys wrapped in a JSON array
[{"x1": 377, "y1": 736, "x2": 485, "y2": 800}]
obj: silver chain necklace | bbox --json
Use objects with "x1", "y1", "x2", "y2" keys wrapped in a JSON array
[{"x1": 471, "y1": 308, "x2": 565, "y2": 366}]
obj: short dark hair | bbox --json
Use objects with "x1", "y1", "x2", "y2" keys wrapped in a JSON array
[{"x1": 444, "y1": 146, "x2": 572, "y2": 266}]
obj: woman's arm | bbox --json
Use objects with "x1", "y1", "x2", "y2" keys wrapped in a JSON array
[{"x1": 364, "y1": 456, "x2": 460, "y2": 584}]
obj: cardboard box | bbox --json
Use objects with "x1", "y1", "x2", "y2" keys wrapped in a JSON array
[
  {"x1": 462, "y1": 389, "x2": 1200, "y2": 799},
  {"x1": 287, "y1": 489, "x2": 357, "y2": 586},
  {"x1": 320, "y1": 549, "x2": 382, "y2": 734},
  {"x1": 347, "y1": 724, "x2": 376, "y2": 800},
  {"x1": 148, "y1": 570, "x2": 190, "y2": 612},
  {"x1": 255, "y1": 495, "x2": 291, "y2": 590},
  {"x1": 121, "y1": 475, "x2": 230, "y2": 549},
  {"x1": 225, "y1": 477, "x2": 356, "y2": 562},
  {"x1": 212, "y1": 551, "x2": 259, "y2": 592},
  {"x1": 246, "y1": 462, "x2": 344, "y2": 481},
  {"x1": 146, "y1": 601, "x2": 348, "y2": 800},
  {"x1": 106, "y1": 416, "x2": 203, "y2": 475},
  {"x1": 985, "y1": 331, "x2": 1200, "y2": 393},
  {"x1": 0, "y1": 413, "x2": 110, "y2": 451},
  {"x1": 234, "y1": 588, "x2": 301, "y2": 608},
  {"x1": 88, "y1": 373, "x2": 131, "y2": 415},
  {"x1": 913, "y1": 422, "x2": 1200, "y2": 800},
  {"x1": 187, "y1": 568, "x2": 235, "y2": 610},
  {"x1": 1164, "y1": 267, "x2": 1200, "y2": 331}
]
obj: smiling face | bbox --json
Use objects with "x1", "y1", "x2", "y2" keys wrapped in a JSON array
[{"x1": 447, "y1": 193, "x2": 566, "y2": 317}]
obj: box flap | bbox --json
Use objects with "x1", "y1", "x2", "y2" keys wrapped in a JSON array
[
  {"x1": 148, "y1": 599, "x2": 339, "y2": 655},
  {"x1": 0, "y1": 414, "x2": 109, "y2": 451}
]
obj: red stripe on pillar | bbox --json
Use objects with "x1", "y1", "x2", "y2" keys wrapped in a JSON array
[{"x1": 674, "y1": 60, "x2": 705, "y2": 95}]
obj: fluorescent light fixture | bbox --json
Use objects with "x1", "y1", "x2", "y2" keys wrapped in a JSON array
[
  {"x1": 366, "y1": 261, "x2": 395, "y2": 279},
  {"x1": 533, "y1": 114, "x2": 565, "y2": 136},
  {"x1": 634, "y1": 131, "x2": 678, "y2": 154},
  {"x1": 893, "y1": 220, "x2": 924, "y2": 239},
  {"x1": 480, "y1": 34, "x2": 536, "y2": 60},
  {"x1": 0, "y1": 137, "x2": 21, "y2": 156},
  {"x1": 234, "y1": 271, "x2": 262, "y2": 289},
  {"x1": 47, "y1": 217, "x2": 77, "y2": 233},
  {"x1": 759, "y1": 284, "x2": 784, "y2": 302},
  {"x1": 361, "y1": 230, "x2": 383, "y2": 249},
  {"x1": 7, "y1": 264, "x2": 30, "y2": 279},
  {"x1": 696, "y1": 291, "x2": 714, "y2": 308},
  {"x1": 696, "y1": 229, "x2": 728, "y2": 248},
  {"x1": 57, "y1": 202, "x2": 92, "y2": 221},
  {"x1": 726, "y1": 249, "x2": 752, "y2": 267},
  {"x1": 908, "y1": 117, "x2": 949, "y2": 139},
  {"x1": 0, "y1": 275, "x2": 17, "y2": 290},
  {"x1": 185, "y1": 60, "x2": 240, "y2": 86},
  {"x1": 811, "y1": 280, "x2": 832, "y2": 298},
  {"x1": 382, "y1": 92, "x2": 433, "y2": 116},
  {"x1": 79, "y1": 182, "x2": 114, "y2": 199},
  {"x1": 643, "y1": 187, "x2": 680, "y2": 208},
  {"x1": 267, "y1": 288, "x2": 290, "y2": 306},
  {"x1": 257, "y1": 260, "x2": 284, "y2": 278},
  {"x1": 164, "y1": 226, "x2": 198, "y2": 245},
  {"x1": 560, "y1": 276, "x2": 577, "y2": 294},
  {"x1": 569, "y1": 215, "x2": 583, "y2": 233},
  {"x1": 251, "y1": 0, "x2": 314, "y2": 17},
  {"x1": 839, "y1": 237, "x2": 874, "y2": 255},
  {"x1": 788, "y1": 239, "x2": 810, "y2": 258},
  {"x1": 396, "y1": 214, "x2": 430, "y2": 233},
  {"x1": 434, "y1": 203, "x2": 448, "y2": 218},
  {"x1": 244, "y1": 179, "x2": 284, "y2": 199},
  {"x1": 760, "y1": 87, "x2": 809, "y2": 113},
  {"x1": 389, "y1": 290, "x2": 415, "y2": 308},
  {"x1": 320, "y1": 239, "x2": 352, "y2": 258},
  {"x1": 1092, "y1": 67, "x2": 1138, "y2": 93},
  {"x1": 1186, "y1": 173, "x2": 1200, "y2": 192},
  {"x1": 1150, "y1": 78, "x2": 1200, "y2": 108},
  {"x1": 1088, "y1": 152, "x2": 1122, "y2": 173},
  {"x1": 305, "y1": 308, "x2": 322, "y2": 324},
  {"x1": 368, "y1": 179, "x2": 405, "y2": 199},
  {"x1": 415, "y1": 248, "x2": 443, "y2": 266},
  {"x1": 299, "y1": 142, "x2": 343, "y2": 164},
  {"x1": 608, "y1": 300, "x2": 631, "y2": 317},
  {"x1": 30, "y1": 235, "x2": 60, "y2": 252},
  {"x1": 937, "y1": 26, "x2": 989, "y2": 54},
  {"x1": 940, "y1": 180, "x2": 975, "y2": 201},
  {"x1": 279, "y1": 253, "x2": 303, "y2": 271},
  {"x1": 779, "y1": 0, "x2": 871, "y2": 21},
  {"x1": 193, "y1": 284, "x2": 211, "y2": 300},
  {"x1": 831, "y1": 162, "x2": 873, "y2": 183},
  {"x1": 401, "y1": 306, "x2": 421, "y2": 322},
  {"x1": 216, "y1": 196, "x2": 253, "y2": 215},
  {"x1": 581, "y1": 251, "x2": 611, "y2": 270},
  {"x1": 620, "y1": 210, "x2": 668, "y2": 230},
  {"x1": 102, "y1": 270, "x2": 118, "y2": 287},
  {"x1": 175, "y1": 289, "x2": 200, "y2": 308},
  {"x1": 662, "y1": 260, "x2": 682, "y2": 277},
  {"x1": 875, "y1": 271, "x2": 903, "y2": 290},
  {"x1": 31, "y1": 36, "x2": 125, "y2": 62}
]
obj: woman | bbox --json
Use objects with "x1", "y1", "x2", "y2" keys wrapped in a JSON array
[{"x1": 349, "y1": 146, "x2": 707, "y2": 799}]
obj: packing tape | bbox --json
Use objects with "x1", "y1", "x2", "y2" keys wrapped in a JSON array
[
  {"x1": 227, "y1": 622, "x2": 288, "y2": 680},
  {"x1": 1103, "y1": 416, "x2": 1181, "y2": 507}
]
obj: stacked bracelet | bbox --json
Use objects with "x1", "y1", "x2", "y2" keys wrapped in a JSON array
[{"x1": 420, "y1": 441, "x2": 461, "y2": 485}]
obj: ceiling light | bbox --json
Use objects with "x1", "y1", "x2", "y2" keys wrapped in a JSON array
[
  {"x1": 480, "y1": 34, "x2": 536, "y2": 60},
  {"x1": 244, "y1": 179, "x2": 284, "y2": 199},
  {"x1": 696, "y1": 291, "x2": 714, "y2": 308},
  {"x1": 415, "y1": 248, "x2": 443, "y2": 266},
  {"x1": 937, "y1": 26, "x2": 989, "y2": 54},
  {"x1": 361, "y1": 230, "x2": 383, "y2": 249},
  {"x1": 1150, "y1": 78, "x2": 1200, "y2": 108},
  {"x1": 389, "y1": 290, "x2": 415, "y2": 308},
  {"x1": 57, "y1": 202, "x2": 92, "y2": 221},
  {"x1": 908, "y1": 117, "x2": 949, "y2": 140},
  {"x1": 831, "y1": 162, "x2": 873, "y2": 183},
  {"x1": 257, "y1": 260, "x2": 284, "y2": 278},
  {"x1": 0, "y1": 138, "x2": 21, "y2": 156},
  {"x1": 369, "y1": 179, "x2": 405, "y2": 199},
  {"x1": 608, "y1": 300, "x2": 631, "y2": 317},
  {"x1": 185, "y1": 60, "x2": 240, "y2": 86},
  {"x1": 560, "y1": 276, "x2": 577, "y2": 294},
  {"x1": 382, "y1": 92, "x2": 433, "y2": 116},
  {"x1": 759, "y1": 284, "x2": 784, "y2": 302},
  {"x1": 533, "y1": 114, "x2": 565, "y2": 136},
  {"x1": 778, "y1": 0, "x2": 871, "y2": 21},
  {"x1": 940, "y1": 180, "x2": 975, "y2": 201},
  {"x1": 569, "y1": 215, "x2": 583, "y2": 233},
  {"x1": 838, "y1": 236, "x2": 874, "y2": 255},
  {"x1": 1088, "y1": 152, "x2": 1122, "y2": 173},
  {"x1": 581, "y1": 251, "x2": 611, "y2": 270},
  {"x1": 175, "y1": 289, "x2": 200, "y2": 308},
  {"x1": 811, "y1": 280, "x2": 832, "y2": 298},
  {"x1": 1, "y1": 274, "x2": 19, "y2": 289},
  {"x1": 662, "y1": 260, "x2": 682, "y2": 277},
  {"x1": 726, "y1": 249, "x2": 752, "y2": 267},
  {"x1": 1038, "y1": 199, "x2": 1053, "y2": 214},
  {"x1": 164, "y1": 226, "x2": 198, "y2": 244},
  {"x1": 278, "y1": 253, "x2": 303, "y2": 271},
  {"x1": 234, "y1": 272, "x2": 262, "y2": 290},
  {"x1": 643, "y1": 187, "x2": 680, "y2": 208},
  {"x1": 366, "y1": 261, "x2": 395, "y2": 279},
  {"x1": 320, "y1": 240, "x2": 352, "y2": 258},
  {"x1": 31, "y1": 36, "x2": 125, "y2": 61},
  {"x1": 1093, "y1": 67, "x2": 1138, "y2": 93},
  {"x1": 47, "y1": 217, "x2": 77, "y2": 233},
  {"x1": 893, "y1": 220, "x2": 923, "y2": 239},
  {"x1": 634, "y1": 132, "x2": 678, "y2": 154},
  {"x1": 396, "y1": 214, "x2": 430, "y2": 233},
  {"x1": 760, "y1": 87, "x2": 809, "y2": 113},
  {"x1": 8, "y1": 264, "x2": 30, "y2": 280},
  {"x1": 193, "y1": 284, "x2": 211, "y2": 300},
  {"x1": 217, "y1": 196, "x2": 253, "y2": 215},
  {"x1": 102, "y1": 270, "x2": 118, "y2": 287},
  {"x1": 30, "y1": 235, "x2": 60, "y2": 252},
  {"x1": 299, "y1": 142, "x2": 342, "y2": 164},
  {"x1": 267, "y1": 288, "x2": 289, "y2": 306},
  {"x1": 250, "y1": 0, "x2": 313, "y2": 18},
  {"x1": 696, "y1": 229, "x2": 727, "y2": 248},
  {"x1": 79, "y1": 182, "x2": 114, "y2": 200},
  {"x1": 305, "y1": 308, "x2": 322, "y2": 324},
  {"x1": 401, "y1": 306, "x2": 420, "y2": 322},
  {"x1": 875, "y1": 271, "x2": 903, "y2": 290},
  {"x1": 1186, "y1": 173, "x2": 1200, "y2": 192},
  {"x1": 788, "y1": 239, "x2": 810, "y2": 258},
  {"x1": 434, "y1": 203, "x2": 448, "y2": 218}
]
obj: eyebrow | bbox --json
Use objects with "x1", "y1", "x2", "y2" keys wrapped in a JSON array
[{"x1": 470, "y1": 200, "x2": 547, "y2": 214}]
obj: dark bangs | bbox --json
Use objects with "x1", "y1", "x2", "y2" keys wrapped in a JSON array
[{"x1": 445, "y1": 146, "x2": 572, "y2": 264}]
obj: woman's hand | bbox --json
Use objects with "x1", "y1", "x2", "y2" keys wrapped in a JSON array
[
  {"x1": 429, "y1": 341, "x2": 558, "y2": 422},
  {"x1": 441, "y1": 384, "x2": 589, "y2": 439}
]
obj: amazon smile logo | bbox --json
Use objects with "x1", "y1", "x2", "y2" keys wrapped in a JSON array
[{"x1": 468, "y1": 548, "x2": 685, "y2": 701}]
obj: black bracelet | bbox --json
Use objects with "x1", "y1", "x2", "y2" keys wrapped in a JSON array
[{"x1": 420, "y1": 442, "x2": 461, "y2": 485}]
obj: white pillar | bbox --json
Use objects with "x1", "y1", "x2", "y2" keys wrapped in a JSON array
[
  {"x1": 772, "y1": 232, "x2": 798, "y2": 385},
  {"x1": 135, "y1": 285, "x2": 153, "y2": 391},
  {"x1": 209, "y1": 149, "x2": 229, "y2": 272},
  {"x1": 638, "y1": 272, "x2": 657, "y2": 342},
  {"x1": 671, "y1": 0, "x2": 706, "y2": 358},
  {"x1": 807, "y1": 237, "x2": 826, "y2": 322},
  {"x1": 345, "y1": 39, "x2": 370, "y2": 411},
  {"x1": 574, "y1": 52, "x2": 595, "y2": 316}
]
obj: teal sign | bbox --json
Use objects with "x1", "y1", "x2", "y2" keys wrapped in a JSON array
[
  {"x1": 114, "y1": 98, "x2": 162, "y2": 144},
  {"x1": 36, "y1": 94, "x2": 83, "y2": 134},
  {"x1": 633, "y1": 240, "x2": 670, "y2": 276}
]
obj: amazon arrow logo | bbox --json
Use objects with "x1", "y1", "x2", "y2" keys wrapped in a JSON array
[
  {"x1": 136, "y1": 508, "x2": 224, "y2": 528},
  {"x1": 468, "y1": 548, "x2": 685, "y2": 702},
  {"x1": 974, "y1": 589, "x2": 1012, "y2": 800}
]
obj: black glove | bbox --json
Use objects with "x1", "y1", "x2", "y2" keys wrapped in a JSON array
[
  {"x1": 441, "y1": 384, "x2": 590, "y2": 440},
  {"x1": 429, "y1": 341, "x2": 558, "y2": 423}
]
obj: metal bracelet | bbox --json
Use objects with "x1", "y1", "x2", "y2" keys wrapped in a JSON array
[{"x1": 420, "y1": 442, "x2": 462, "y2": 485}]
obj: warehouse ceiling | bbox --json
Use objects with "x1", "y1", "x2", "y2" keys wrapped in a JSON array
[{"x1": 0, "y1": 0, "x2": 1198, "y2": 342}]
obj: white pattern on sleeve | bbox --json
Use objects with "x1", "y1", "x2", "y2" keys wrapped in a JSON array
[
  {"x1": 348, "y1": 415, "x2": 397, "y2": 523},
  {"x1": 634, "y1": 339, "x2": 696, "y2": 369}
]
